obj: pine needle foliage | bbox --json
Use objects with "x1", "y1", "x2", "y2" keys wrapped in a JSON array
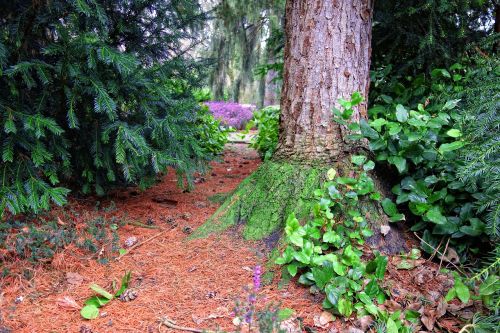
[
  {"x1": 372, "y1": 0, "x2": 496, "y2": 74},
  {"x1": 457, "y1": 56, "x2": 500, "y2": 240},
  {"x1": 0, "y1": 0, "x2": 212, "y2": 217}
]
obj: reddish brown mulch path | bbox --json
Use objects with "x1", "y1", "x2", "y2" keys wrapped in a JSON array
[
  {"x1": 0, "y1": 143, "x2": 468, "y2": 333},
  {"x1": 0, "y1": 144, "x2": 327, "y2": 333}
]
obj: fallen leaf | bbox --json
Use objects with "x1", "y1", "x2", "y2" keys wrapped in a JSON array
[
  {"x1": 420, "y1": 315, "x2": 435, "y2": 331},
  {"x1": 56, "y1": 296, "x2": 80, "y2": 310},
  {"x1": 438, "y1": 247, "x2": 459, "y2": 264},
  {"x1": 66, "y1": 272, "x2": 83, "y2": 286},
  {"x1": 124, "y1": 236, "x2": 138, "y2": 248},
  {"x1": 380, "y1": 225, "x2": 390, "y2": 236},
  {"x1": 356, "y1": 316, "x2": 373, "y2": 331},
  {"x1": 385, "y1": 300, "x2": 402, "y2": 312},
  {"x1": 436, "y1": 300, "x2": 447, "y2": 318},
  {"x1": 57, "y1": 217, "x2": 66, "y2": 226},
  {"x1": 313, "y1": 311, "x2": 335, "y2": 328}
]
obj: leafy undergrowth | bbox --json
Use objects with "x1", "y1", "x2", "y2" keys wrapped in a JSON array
[{"x1": 0, "y1": 143, "x2": 487, "y2": 333}]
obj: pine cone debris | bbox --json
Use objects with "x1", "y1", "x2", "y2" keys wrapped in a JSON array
[{"x1": 119, "y1": 289, "x2": 138, "y2": 302}]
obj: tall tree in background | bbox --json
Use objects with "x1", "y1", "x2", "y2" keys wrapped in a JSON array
[
  {"x1": 198, "y1": 0, "x2": 404, "y2": 252},
  {"x1": 207, "y1": 0, "x2": 284, "y2": 104}
]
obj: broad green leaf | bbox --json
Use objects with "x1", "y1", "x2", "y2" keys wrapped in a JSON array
[
  {"x1": 327, "y1": 168, "x2": 337, "y2": 180},
  {"x1": 363, "y1": 160, "x2": 375, "y2": 171},
  {"x1": 323, "y1": 231, "x2": 341, "y2": 244},
  {"x1": 90, "y1": 284, "x2": 113, "y2": 300},
  {"x1": 445, "y1": 288, "x2": 456, "y2": 302},
  {"x1": 289, "y1": 233, "x2": 304, "y2": 247},
  {"x1": 454, "y1": 279, "x2": 470, "y2": 303},
  {"x1": 287, "y1": 263, "x2": 298, "y2": 277},
  {"x1": 351, "y1": 155, "x2": 367, "y2": 166},
  {"x1": 337, "y1": 298, "x2": 353, "y2": 317},
  {"x1": 425, "y1": 206, "x2": 447, "y2": 225},
  {"x1": 81, "y1": 304, "x2": 99, "y2": 320},
  {"x1": 479, "y1": 276, "x2": 500, "y2": 296},
  {"x1": 442, "y1": 99, "x2": 461, "y2": 110},
  {"x1": 381, "y1": 198, "x2": 398, "y2": 217},
  {"x1": 446, "y1": 129, "x2": 462, "y2": 138},
  {"x1": 386, "y1": 318, "x2": 398, "y2": 333},
  {"x1": 388, "y1": 156, "x2": 407, "y2": 173},
  {"x1": 439, "y1": 141, "x2": 464, "y2": 154},
  {"x1": 278, "y1": 308, "x2": 294, "y2": 320},
  {"x1": 395, "y1": 105, "x2": 408, "y2": 122}
]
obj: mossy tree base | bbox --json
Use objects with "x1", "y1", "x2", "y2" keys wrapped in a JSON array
[
  {"x1": 193, "y1": 161, "x2": 324, "y2": 240},
  {"x1": 192, "y1": 160, "x2": 406, "y2": 254}
]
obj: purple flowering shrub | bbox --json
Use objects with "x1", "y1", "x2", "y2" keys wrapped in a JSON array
[
  {"x1": 204, "y1": 101, "x2": 255, "y2": 130},
  {"x1": 232, "y1": 265, "x2": 291, "y2": 333}
]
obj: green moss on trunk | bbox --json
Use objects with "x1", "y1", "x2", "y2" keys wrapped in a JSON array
[
  {"x1": 192, "y1": 161, "x2": 327, "y2": 240},
  {"x1": 192, "y1": 159, "x2": 406, "y2": 254}
]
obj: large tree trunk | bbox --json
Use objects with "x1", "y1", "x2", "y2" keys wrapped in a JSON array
[
  {"x1": 274, "y1": 0, "x2": 372, "y2": 163},
  {"x1": 196, "y1": 0, "x2": 405, "y2": 254}
]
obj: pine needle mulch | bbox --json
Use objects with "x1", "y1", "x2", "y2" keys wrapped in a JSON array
[
  {"x1": 0, "y1": 144, "x2": 469, "y2": 333},
  {"x1": 0, "y1": 144, "x2": 324, "y2": 333}
]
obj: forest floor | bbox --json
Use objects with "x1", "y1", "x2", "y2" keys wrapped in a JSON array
[{"x1": 0, "y1": 141, "x2": 471, "y2": 333}]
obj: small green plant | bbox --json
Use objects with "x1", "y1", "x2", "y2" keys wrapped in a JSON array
[
  {"x1": 275, "y1": 154, "x2": 415, "y2": 331},
  {"x1": 247, "y1": 105, "x2": 280, "y2": 160},
  {"x1": 80, "y1": 271, "x2": 132, "y2": 320},
  {"x1": 0, "y1": 213, "x2": 122, "y2": 263}
]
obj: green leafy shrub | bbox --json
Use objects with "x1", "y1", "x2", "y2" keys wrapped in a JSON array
[
  {"x1": 0, "y1": 0, "x2": 210, "y2": 217},
  {"x1": 248, "y1": 105, "x2": 280, "y2": 160},
  {"x1": 197, "y1": 105, "x2": 230, "y2": 159},
  {"x1": 339, "y1": 66, "x2": 494, "y2": 256}
]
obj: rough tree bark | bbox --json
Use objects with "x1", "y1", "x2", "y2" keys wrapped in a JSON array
[
  {"x1": 274, "y1": 0, "x2": 372, "y2": 163},
  {"x1": 196, "y1": 0, "x2": 405, "y2": 254}
]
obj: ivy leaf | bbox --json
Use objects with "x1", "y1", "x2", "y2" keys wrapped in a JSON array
[
  {"x1": 439, "y1": 141, "x2": 464, "y2": 154},
  {"x1": 337, "y1": 298, "x2": 353, "y2": 317},
  {"x1": 425, "y1": 206, "x2": 447, "y2": 225},
  {"x1": 446, "y1": 129, "x2": 462, "y2": 138},
  {"x1": 381, "y1": 198, "x2": 398, "y2": 217},
  {"x1": 388, "y1": 156, "x2": 407, "y2": 173},
  {"x1": 287, "y1": 263, "x2": 298, "y2": 277},
  {"x1": 351, "y1": 155, "x2": 367, "y2": 166},
  {"x1": 454, "y1": 278, "x2": 470, "y2": 303},
  {"x1": 395, "y1": 105, "x2": 408, "y2": 122},
  {"x1": 479, "y1": 276, "x2": 500, "y2": 296},
  {"x1": 386, "y1": 318, "x2": 398, "y2": 333}
]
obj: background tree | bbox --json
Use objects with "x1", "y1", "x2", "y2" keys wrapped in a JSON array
[
  {"x1": 206, "y1": 0, "x2": 284, "y2": 104},
  {"x1": 0, "y1": 0, "x2": 217, "y2": 217},
  {"x1": 196, "y1": 0, "x2": 405, "y2": 253}
]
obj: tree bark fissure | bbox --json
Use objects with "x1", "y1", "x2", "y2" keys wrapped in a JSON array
[{"x1": 274, "y1": 0, "x2": 373, "y2": 163}]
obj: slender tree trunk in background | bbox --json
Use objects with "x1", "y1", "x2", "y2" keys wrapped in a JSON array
[
  {"x1": 211, "y1": 35, "x2": 227, "y2": 100},
  {"x1": 198, "y1": 0, "x2": 405, "y2": 254},
  {"x1": 274, "y1": 0, "x2": 372, "y2": 163},
  {"x1": 264, "y1": 63, "x2": 279, "y2": 106}
]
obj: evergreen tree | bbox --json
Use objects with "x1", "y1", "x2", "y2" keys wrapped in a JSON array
[
  {"x1": 372, "y1": 0, "x2": 496, "y2": 74},
  {"x1": 0, "y1": 0, "x2": 212, "y2": 217}
]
